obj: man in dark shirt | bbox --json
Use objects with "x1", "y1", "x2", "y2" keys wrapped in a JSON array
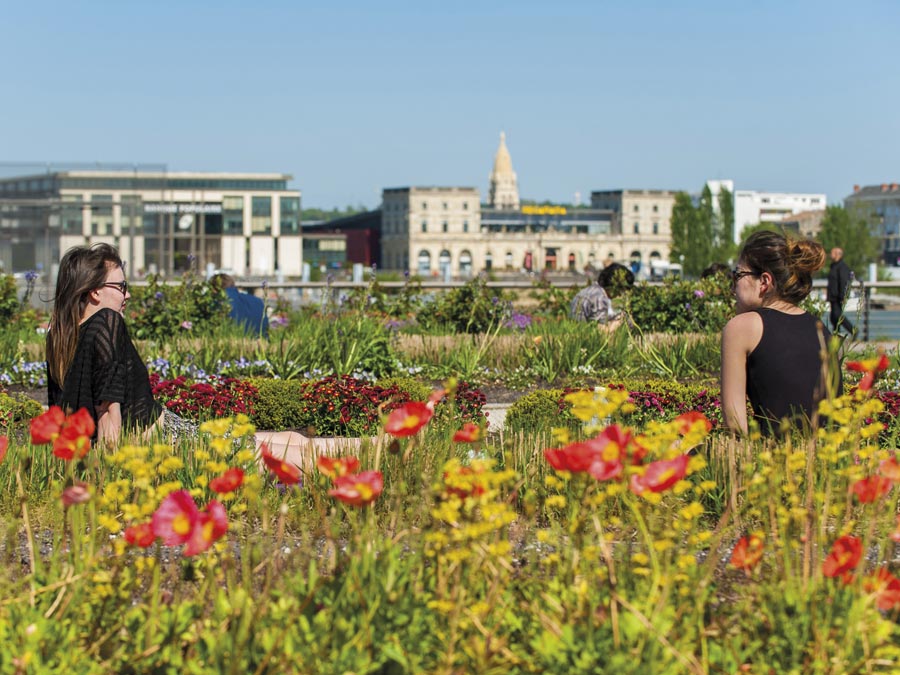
[
  {"x1": 210, "y1": 274, "x2": 269, "y2": 338},
  {"x1": 827, "y1": 247, "x2": 854, "y2": 336}
]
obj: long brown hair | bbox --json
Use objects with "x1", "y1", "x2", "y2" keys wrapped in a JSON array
[
  {"x1": 47, "y1": 244, "x2": 124, "y2": 385},
  {"x1": 738, "y1": 230, "x2": 825, "y2": 305}
]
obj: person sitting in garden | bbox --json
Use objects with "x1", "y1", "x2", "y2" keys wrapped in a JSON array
[
  {"x1": 46, "y1": 244, "x2": 307, "y2": 461},
  {"x1": 210, "y1": 273, "x2": 269, "y2": 338},
  {"x1": 570, "y1": 262, "x2": 634, "y2": 327},
  {"x1": 720, "y1": 231, "x2": 837, "y2": 436}
]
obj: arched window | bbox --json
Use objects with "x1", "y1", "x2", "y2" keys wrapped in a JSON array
[
  {"x1": 650, "y1": 251, "x2": 662, "y2": 261},
  {"x1": 459, "y1": 250, "x2": 473, "y2": 276},
  {"x1": 485, "y1": 250, "x2": 493, "y2": 271},
  {"x1": 417, "y1": 250, "x2": 431, "y2": 276},
  {"x1": 505, "y1": 251, "x2": 514, "y2": 270}
]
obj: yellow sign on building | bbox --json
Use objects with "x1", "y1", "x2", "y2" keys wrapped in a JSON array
[{"x1": 521, "y1": 205, "x2": 567, "y2": 215}]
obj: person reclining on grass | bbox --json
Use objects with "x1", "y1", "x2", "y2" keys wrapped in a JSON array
[{"x1": 46, "y1": 244, "x2": 306, "y2": 464}]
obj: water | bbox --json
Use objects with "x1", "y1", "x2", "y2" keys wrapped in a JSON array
[{"x1": 860, "y1": 310, "x2": 900, "y2": 342}]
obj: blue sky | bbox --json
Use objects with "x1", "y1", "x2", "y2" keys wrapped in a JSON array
[{"x1": 2, "y1": 0, "x2": 897, "y2": 208}]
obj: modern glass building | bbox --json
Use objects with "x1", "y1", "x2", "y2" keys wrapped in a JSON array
[{"x1": 0, "y1": 170, "x2": 302, "y2": 278}]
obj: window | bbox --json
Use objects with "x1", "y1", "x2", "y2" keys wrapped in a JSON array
[
  {"x1": 120, "y1": 195, "x2": 142, "y2": 233},
  {"x1": 91, "y1": 195, "x2": 113, "y2": 236},
  {"x1": 463, "y1": 220, "x2": 468, "y2": 233},
  {"x1": 417, "y1": 250, "x2": 431, "y2": 275},
  {"x1": 463, "y1": 202, "x2": 468, "y2": 210},
  {"x1": 442, "y1": 221, "x2": 448, "y2": 233},
  {"x1": 443, "y1": 202, "x2": 448, "y2": 210},
  {"x1": 280, "y1": 196, "x2": 300, "y2": 235},
  {"x1": 422, "y1": 202, "x2": 427, "y2": 210},
  {"x1": 633, "y1": 205, "x2": 639, "y2": 212},
  {"x1": 634, "y1": 223, "x2": 639, "y2": 234},
  {"x1": 459, "y1": 250, "x2": 472, "y2": 276},
  {"x1": 223, "y1": 196, "x2": 244, "y2": 235},
  {"x1": 61, "y1": 195, "x2": 83, "y2": 234},
  {"x1": 652, "y1": 222, "x2": 659, "y2": 234},
  {"x1": 251, "y1": 196, "x2": 272, "y2": 235},
  {"x1": 652, "y1": 204, "x2": 658, "y2": 213},
  {"x1": 485, "y1": 250, "x2": 493, "y2": 270},
  {"x1": 421, "y1": 220, "x2": 427, "y2": 233}
]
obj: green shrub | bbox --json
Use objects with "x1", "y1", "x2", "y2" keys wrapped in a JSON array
[
  {"x1": 623, "y1": 276, "x2": 733, "y2": 334},
  {"x1": 505, "y1": 389, "x2": 573, "y2": 434},
  {"x1": 417, "y1": 277, "x2": 514, "y2": 334},
  {"x1": 127, "y1": 274, "x2": 229, "y2": 340},
  {"x1": 0, "y1": 391, "x2": 43, "y2": 427},
  {"x1": 247, "y1": 378, "x2": 307, "y2": 431}
]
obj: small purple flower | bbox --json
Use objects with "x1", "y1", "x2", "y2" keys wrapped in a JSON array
[
  {"x1": 684, "y1": 303, "x2": 691, "y2": 311},
  {"x1": 155, "y1": 291, "x2": 164, "y2": 300},
  {"x1": 404, "y1": 269, "x2": 410, "y2": 279},
  {"x1": 187, "y1": 254, "x2": 196, "y2": 264},
  {"x1": 181, "y1": 320, "x2": 193, "y2": 330},
  {"x1": 25, "y1": 270, "x2": 38, "y2": 283},
  {"x1": 694, "y1": 290, "x2": 705, "y2": 298}
]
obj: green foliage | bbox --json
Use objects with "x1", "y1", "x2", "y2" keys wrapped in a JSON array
[
  {"x1": 505, "y1": 389, "x2": 572, "y2": 434},
  {"x1": 0, "y1": 275, "x2": 20, "y2": 324},
  {"x1": 624, "y1": 275, "x2": 734, "y2": 333},
  {"x1": 247, "y1": 378, "x2": 306, "y2": 430},
  {"x1": 417, "y1": 277, "x2": 513, "y2": 333},
  {"x1": 818, "y1": 204, "x2": 881, "y2": 275},
  {"x1": 0, "y1": 391, "x2": 44, "y2": 429},
  {"x1": 127, "y1": 274, "x2": 229, "y2": 340},
  {"x1": 528, "y1": 278, "x2": 578, "y2": 319}
]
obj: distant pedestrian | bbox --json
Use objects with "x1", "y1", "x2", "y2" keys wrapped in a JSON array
[
  {"x1": 570, "y1": 262, "x2": 634, "y2": 327},
  {"x1": 827, "y1": 247, "x2": 855, "y2": 336},
  {"x1": 210, "y1": 274, "x2": 269, "y2": 338}
]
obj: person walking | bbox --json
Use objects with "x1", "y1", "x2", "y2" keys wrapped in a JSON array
[{"x1": 827, "y1": 247, "x2": 855, "y2": 336}]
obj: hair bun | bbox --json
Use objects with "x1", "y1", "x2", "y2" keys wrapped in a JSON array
[{"x1": 788, "y1": 239, "x2": 825, "y2": 274}]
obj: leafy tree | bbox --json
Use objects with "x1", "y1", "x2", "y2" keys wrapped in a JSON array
[
  {"x1": 817, "y1": 204, "x2": 880, "y2": 276},
  {"x1": 670, "y1": 192, "x2": 699, "y2": 275},
  {"x1": 717, "y1": 186, "x2": 736, "y2": 262},
  {"x1": 739, "y1": 221, "x2": 783, "y2": 242}
]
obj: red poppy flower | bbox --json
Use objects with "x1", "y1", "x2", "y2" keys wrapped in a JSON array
[
  {"x1": 453, "y1": 423, "x2": 483, "y2": 443},
  {"x1": 61, "y1": 482, "x2": 91, "y2": 507},
  {"x1": 850, "y1": 475, "x2": 892, "y2": 503},
  {"x1": 260, "y1": 444, "x2": 302, "y2": 485},
  {"x1": 52, "y1": 426, "x2": 92, "y2": 461},
  {"x1": 880, "y1": 456, "x2": 900, "y2": 482},
  {"x1": 124, "y1": 522, "x2": 156, "y2": 548},
  {"x1": 847, "y1": 354, "x2": 890, "y2": 391},
  {"x1": 822, "y1": 535, "x2": 863, "y2": 578},
  {"x1": 184, "y1": 500, "x2": 229, "y2": 556},
  {"x1": 864, "y1": 568, "x2": 900, "y2": 611},
  {"x1": 545, "y1": 429, "x2": 628, "y2": 480},
  {"x1": 65, "y1": 408, "x2": 96, "y2": 439},
  {"x1": 316, "y1": 455, "x2": 361, "y2": 479},
  {"x1": 0, "y1": 435, "x2": 7, "y2": 463},
  {"x1": 730, "y1": 534, "x2": 764, "y2": 570},
  {"x1": 674, "y1": 411, "x2": 713, "y2": 434},
  {"x1": 384, "y1": 402, "x2": 433, "y2": 437},
  {"x1": 209, "y1": 467, "x2": 245, "y2": 494},
  {"x1": 30, "y1": 406, "x2": 66, "y2": 444},
  {"x1": 630, "y1": 454, "x2": 690, "y2": 495},
  {"x1": 152, "y1": 490, "x2": 200, "y2": 546},
  {"x1": 328, "y1": 470, "x2": 384, "y2": 507}
]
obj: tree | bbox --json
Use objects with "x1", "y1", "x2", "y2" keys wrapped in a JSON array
[
  {"x1": 818, "y1": 204, "x2": 880, "y2": 276},
  {"x1": 670, "y1": 192, "x2": 698, "y2": 275},
  {"x1": 716, "y1": 186, "x2": 736, "y2": 263}
]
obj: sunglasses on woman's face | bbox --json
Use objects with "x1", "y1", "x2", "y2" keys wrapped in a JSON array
[
  {"x1": 103, "y1": 280, "x2": 128, "y2": 295},
  {"x1": 731, "y1": 268, "x2": 758, "y2": 285}
]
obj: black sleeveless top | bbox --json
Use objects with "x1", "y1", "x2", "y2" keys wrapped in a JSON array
[
  {"x1": 48, "y1": 308, "x2": 163, "y2": 435},
  {"x1": 746, "y1": 308, "x2": 830, "y2": 435}
]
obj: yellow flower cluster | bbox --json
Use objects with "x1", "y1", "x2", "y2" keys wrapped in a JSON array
[
  {"x1": 817, "y1": 391, "x2": 885, "y2": 460},
  {"x1": 564, "y1": 388, "x2": 635, "y2": 431},
  {"x1": 426, "y1": 458, "x2": 517, "y2": 564}
]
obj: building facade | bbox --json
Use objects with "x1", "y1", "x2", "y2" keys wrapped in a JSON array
[
  {"x1": 590, "y1": 189, "x2": 676, "y2": 272},
  {"x1": 733, "y1": 189, "x2": 826, "y2": 243},
  {"x1": 0, "y1": 171, "x2": 302, "y2": 278},
  {"x1": 845, "y1": 183, "x2": 900, "y2": 264}
]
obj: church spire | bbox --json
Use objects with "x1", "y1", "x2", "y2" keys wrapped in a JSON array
[{"x1": 489, "y1": 131, "x2": 519, "y2": 210}]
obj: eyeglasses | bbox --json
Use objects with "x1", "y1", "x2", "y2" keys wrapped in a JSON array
[
  {"x1": 731, "y1": 268, "x2": 759, "y2": 285},
  {"x1": 103, "y1": 280, "x2": 128, "y2": 295}
]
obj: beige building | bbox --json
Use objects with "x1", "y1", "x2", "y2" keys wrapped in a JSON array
[{"x1": 380, "y1": 137, "x2": 674, "y2": 278}]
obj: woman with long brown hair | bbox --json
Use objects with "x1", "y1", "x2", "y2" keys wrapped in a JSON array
[
  {"x1": 720, "y1": 230, "x2": 835, "y2": 436},
  {"x1": 48, "y1": 244, "x2": 309, "y2": 461}
]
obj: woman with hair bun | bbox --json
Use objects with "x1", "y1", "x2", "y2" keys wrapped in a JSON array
[{"x1": 720, "y1": 230, "x2": 834, "y2": 436}]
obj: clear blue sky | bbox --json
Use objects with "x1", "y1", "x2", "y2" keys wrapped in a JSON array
[{"x1": 2, "y1": 0, "x2": 897, "y2": 209}]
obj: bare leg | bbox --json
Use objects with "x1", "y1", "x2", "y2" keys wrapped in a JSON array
[{"x1": 254, "y1": 431, "x2": 368, "y2": 472}]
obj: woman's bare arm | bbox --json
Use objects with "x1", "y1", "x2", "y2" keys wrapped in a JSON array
[
  {"x1": 96, "y1": 401, "x2": 122, "y2": 446},
  {"x1": 720, "y1": 313, "x2": 763, "y2": 435}
]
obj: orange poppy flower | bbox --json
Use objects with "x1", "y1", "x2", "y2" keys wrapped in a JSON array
[
  {"x1": 260, "y1": 444, "x2": 302, "y2": 485},
  {"x1": 52, "y1": 426, "x2": 92, "y2": 461},
  {"x1": 674, "y1": 411, "x2": 713, "y2": 434},
  {"x1": 847, "y1": 354, "x2": 890, "y2": 391},
  {"x1": 822, "y1": 535, "x2": 863, "y2": 578},
  {"x1": 864, "y1": 568, "x2": 900, "y2": 611},
  {"x1": 850, "y1": 475, "x2": 892, "y2": 503},
  {"x1": 442, "y1": 464, "x2": 487, "y2": 500},
  {"x1": 316, "y1": 455, "x2": 361, "y2": 479},
  {"x1": 152, "y1": 490, "x2": 200, "y2": 546},
  {"x1": 184, "y1": 500, "x2": 229, "y2": 556},
  {"x1": 328, "y1": 470, "x2": 384, "y2": 507},
  {"x1": 453, "y1": 423, "x2": 483, "y2": 443},
  {"x1": 730, "y1": 534, "x2": 764, "y2": 570},
  {"x1": 30, "y1": 406, "x2": 66, "y2": 444},
  {"x1": 124, "y1": 522, "x2": 156, "y2": 548},
  {"x1": 630, "y1": 454, "x2": 690, "y2": 495},
  {"x1": 384, "y1": 402, "x2": 433, "y2": 437},
  {"x1": 209, "y1": 467, "x2": 245, "y2": 494}
]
